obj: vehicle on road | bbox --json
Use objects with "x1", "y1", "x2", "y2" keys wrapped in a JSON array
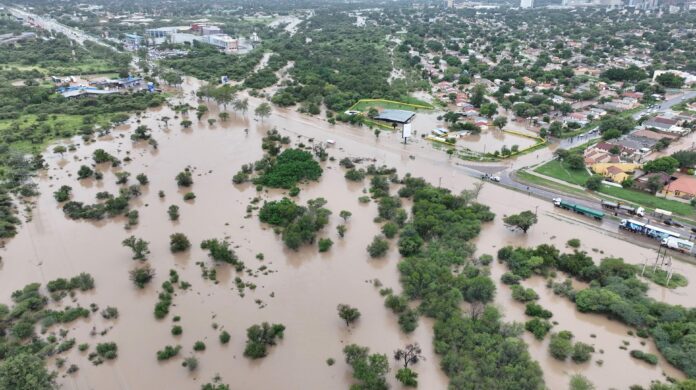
[
  {"x1": 481, "y1": 173, "x2": 500, "y2": 182},
  {"x1": 661, "y1": 236, "x2": 694, "y2": 254},
  {"x1": 553, "y1": 198, "x2": 604, "y2": 220},
  {"x1": 620, "y1": 219, "x2": 681, "y2": 241},
  {"x1": 654, "y1": 208, "x2": 673, "y2": 220},
  {"x1": 600, "y1": 200, "x2": 645, "y2": 217}
]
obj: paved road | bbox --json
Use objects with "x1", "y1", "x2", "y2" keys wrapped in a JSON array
[
  {"x1": 632, "y1": 90, "x2": 696, "y2": 120},
  {"x1": 5, "y1": 5, "x2": 116, "y2": 51}
]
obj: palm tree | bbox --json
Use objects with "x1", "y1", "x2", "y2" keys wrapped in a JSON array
[{"x1": 161, "y1": 116, "x2": 171, "y2": 127}]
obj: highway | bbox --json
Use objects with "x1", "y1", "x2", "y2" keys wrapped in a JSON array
[{"x1": 4, "y1": 5, "x2": 117, "y2": 51}]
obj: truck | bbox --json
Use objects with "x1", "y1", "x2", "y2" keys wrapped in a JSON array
[
  {"x1": 661, "y1": 237, "x2": 694, "y2": 254},
  {"x1": 553, "y1": 198, "x2": 604, "y2": 220},
  {"x1": 653, "y1": 208, "x2": 673, "y2": 220},
  {"x1": 600, "y1": 200, "x2": 645, "y2": 217},
  {"x1": 620, "y1": 219, "x2": 681, "y2": 241}
]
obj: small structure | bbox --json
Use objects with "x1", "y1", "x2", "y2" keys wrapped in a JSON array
[
  {"x1": 374, "y1": 109, "x2": 416, "y2": 125},
  {"x1": 124, "y1": 33, "x2": 143, "y2": 48},
  {"x1": 58, "y1": 86, "x2": 120, "y2": 98}
]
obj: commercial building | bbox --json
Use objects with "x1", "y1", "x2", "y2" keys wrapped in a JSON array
[{"x1": 520, "y1": 0, "x2": 535, "y2": 8}]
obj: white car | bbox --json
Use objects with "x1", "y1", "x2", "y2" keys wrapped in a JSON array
[{"x1": 490, "y1": 175, "x2": 501, "y2": 182}]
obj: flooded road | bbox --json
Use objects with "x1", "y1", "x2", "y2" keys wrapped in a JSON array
[{"x1": 1, "y1": 76, "x2": 694, "y2": 389}]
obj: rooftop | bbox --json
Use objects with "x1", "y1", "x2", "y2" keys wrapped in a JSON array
[{"x1": 374, "y1": 109, "x2": 416, "y2": 124}]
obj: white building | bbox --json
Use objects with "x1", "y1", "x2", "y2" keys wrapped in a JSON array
[{"x1": 520, "y1": 0, "x2": 534, "y2": 8}]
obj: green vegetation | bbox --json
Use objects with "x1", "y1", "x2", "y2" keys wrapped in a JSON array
[
  {"x1": 343, "y1": 344, "x2": 389, "y2": 390},
  {"x1": 243, "y1": 322, "x2": 286, "y2": 359},
  {"x1": 219, "y1": 331, "x2": 231, "y2": 344},
  {"x1": 630, "y1": 350, "x2": 658, "y2": 365},
  {"x1": 367, "y1": 236, "x2": 390, "y2": 258},
  {"x1": 130, "y1": 264, "x2": 155, "y2": 288},
  {"x1": 387, "y1": 176, "x2": 543, "y2": 388},
  {"x1": 169, "y1": 233, "x2": 191, "y2": 253},
  {"x1": 499, "y1": 245, "x2": 696, "y2": 378},
  {"x1": 534, "y1": 159, "x2": 590, "y2": 186},
  {"x1": 255, "y1": 148, "x2": 322, "y2": 189},
  {"x1": 122, "y1": 236, "x2": 150, "y2": 260},
  {"x1": 337, "y1": 304, "x2": 361, "y2": 327},
  {"x1": 157, "y1": 345, "x2": 182, "y2": 361},
  {"x1": 503, "y1": 210, "x2": 538, "y2": 233},
  {"x1": 548, "y1": 331, "x2": 574, "y2": 360},
  {"x1": 318, "y1": 237, "x2": 333, "y2": 252},
  {"x1": 259, "y1": 197, "x2": 331, "y2": 250},
  {"x1": 200, "y1": 238, "x2": 244, "y2": 271}
]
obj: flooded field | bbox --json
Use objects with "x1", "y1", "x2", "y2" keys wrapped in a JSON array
[{"x1": 1, "y1": 77, "x2": 694, "y2": 389}]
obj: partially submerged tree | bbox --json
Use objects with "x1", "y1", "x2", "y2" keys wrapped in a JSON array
[
  {"x1": 394, "y1": 343, "x2": 424, "y2": 368},
  {"x1": 503, "y1": 211, "x2": 538, "y2": 233},
  {"x1": 337, "y1": 304, "x2": 361, "y2": 327},
  {"x1": 122, "y1": 236, "x2": 150, "y2": 260}
]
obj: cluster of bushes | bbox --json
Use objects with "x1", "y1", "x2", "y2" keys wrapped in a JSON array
[
  {"x1": 630, "y1": 350, "x2": 658, "y2": 365},
  {"x1": 548, "y1": 331, "x2": 594, "y2": 362},
  {"x1": 499, "y1": 244, "x2": 696, "y2": 377},
  {"x1": 383, "y1": 292, "x2": 419, "y2": 333},
  {"x1": 46, "y1": 273, "x2": 95, "y2": 299},
  {"x1": 259, "y1": 197, "x2": 331, "y2": 250},
  {"x1": 243, "y1": 322, "x2": 286, "y2": 359},
  {"x1": 62, "y1": 187, "x2": 139, "y2": 220},
  {"x1": 387, "y1": 176, "x2": 543, "y2": 388},
  {"x1": 200, "y1": 238, "x2": 245, "y2": 271},
  {"x1": 254, "y1": 148, "x2": 323, "y2": 189}
]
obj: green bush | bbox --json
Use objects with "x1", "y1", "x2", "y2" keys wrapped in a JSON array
[
  {"x1": 318, "y1": 238, "x2": 333, "y2": 252},
  {"x1": 549, "y1": 331, "x2": 573, "y2": 360},
  {"x1": 525, "y1": 318, "x2": 552, "y2": 340},
  {"x1": 156, "y1": 345, "x2": 181, "y2": 361},
  {"x1": 367, "y1": 236, "x2": 389, "y2": 258},
  {"x1": 193, "y1": 341, "x2": 206, "y2": 352},
  {"x1": 525, "y1": 303, "x2": 553, "y2": 319},
  {"x1": 630, "y1": 350, "x2": 658, "y2": 365}
]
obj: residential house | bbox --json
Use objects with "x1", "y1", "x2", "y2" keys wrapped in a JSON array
[
  {"x1": 584, "y1": 148, "x2": 621, "y2": 165},
  {"x1": 631, "y1": 129, "x2": 677, "y2": 141},
  {"x1": 591, "y1": 163, "x2": 641, "y2": 183},
  {"x1": 662, "y1": 174, "x2": 696, "y2": 199},
  {"x1": 634, "y1": 172, "x2": 674, "y2": 193},
  {"x1": 592, "y1": 141, "x2": 639, "y2": 161},
  {"x1": 642, "y1": 116, "x2": 686, "y2": 135}
]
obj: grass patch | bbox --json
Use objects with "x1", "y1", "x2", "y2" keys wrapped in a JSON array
[
  {"x1": 0, "y1": 114, "x2": 116, "y2": 153},
  {"x1": 349, "y1": 98, "x2": 433, "y2": 112},
  {"x1": 641, "y1": 268, "x2": 688, "y2": 289},
  {"x1": 515, "y1": 170, "x2": 592, "y2": 199},
  {"x1": 534, "y1": 160, "x2": 590, "y2": 186},
  {"x1": 598, "y1": 185, "x2": 694, "y2": 218}
]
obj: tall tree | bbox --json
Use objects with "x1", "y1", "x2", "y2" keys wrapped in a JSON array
[{"x1": 255, "y1": 103, "x2": 271, "y2": 121}]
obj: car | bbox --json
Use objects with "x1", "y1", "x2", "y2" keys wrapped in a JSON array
[{"x1": 490, "y1": 175, "x2": 501, "y2": 182}]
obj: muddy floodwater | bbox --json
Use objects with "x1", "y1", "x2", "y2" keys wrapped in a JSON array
[
  {"x1": 410, "y1": 111, "x2": 539, "y2": 154},
  {"x1": 1, "y1": 77, "x2": 694, "y2": 389}
]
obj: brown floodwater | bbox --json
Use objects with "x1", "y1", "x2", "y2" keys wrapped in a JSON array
[
  {"x1": 1, "y1": 76, "x2": 694, "y2": 390},
  {"x1": 410, "y1": 111, "x2": 538, "y2": 154}
]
